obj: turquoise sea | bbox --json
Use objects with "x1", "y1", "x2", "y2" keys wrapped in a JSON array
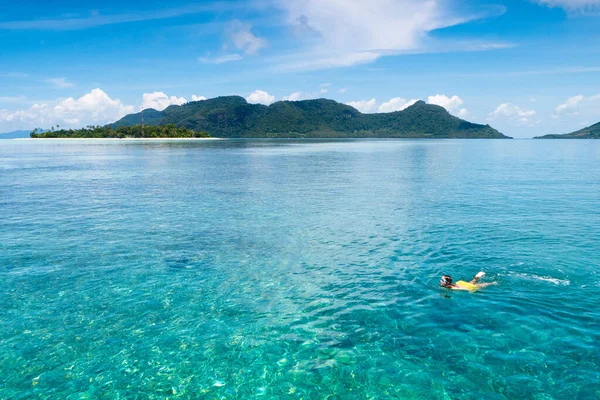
[{"x1": 1, "y1": 139, "x2": 599, "y2": 399}]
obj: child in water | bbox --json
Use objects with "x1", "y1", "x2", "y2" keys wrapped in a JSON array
[{"x1": 440, "y1": 271, "x2": 497, "y2": 291}]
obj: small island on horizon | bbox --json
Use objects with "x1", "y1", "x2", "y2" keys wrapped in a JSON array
[
  {"x1": 534, "y1": 121, "x2": 600, "y2": 139},
  {"x1": 31, "y1": 96, "x2": 511, "y2": 139}
]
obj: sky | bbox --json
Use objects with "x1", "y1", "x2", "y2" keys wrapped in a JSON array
[{"x1": 1, "y1": 0, "x2": 600, "y2": 138}]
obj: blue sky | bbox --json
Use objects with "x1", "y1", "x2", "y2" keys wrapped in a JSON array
[{"x1": 1, "y1": 0, "x2": 599, "y2": 137}]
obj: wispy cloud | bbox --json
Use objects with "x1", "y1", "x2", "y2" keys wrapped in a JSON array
[
  {"x1": 534, "y1": 0, "x2": 600, "y2": 12},
  {"x1": 46, "y1": 77, "x2": 74, "y2": 88},
  {"x1": 0, "y1": 3, "x2": 243, "y2": 30},
  {"x1": 272, "y1": 0, "x2": 506, "y2": 71},
  {"x1": 274, "y1": 51, "x2": 381, "y2": 72},
  {"x1": 198, "y1": 19, "x2": 266, "y2": 65},
  {"x1": 454, "y1": 66, "x2": 600, "y2": 78},
  {"x1": 226, "y1": 20, "x2": 267, "y2": 55},
  {"x1": 199, "y1": 53, "x2": 243, "y2": 64}
]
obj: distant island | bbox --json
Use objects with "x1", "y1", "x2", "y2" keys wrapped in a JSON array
[
  {"x1": 535, "y1": 121, "x2": 600, "y2": 139},
  {"x1": 0, "y1": 130, "x2": 38, "y2": 139},
  {"x1": 29, "y1": 96, "x2": 510, "y2": 139},
  {"x1": 30, "y1": 124, "x2": 210, "y2": 139},
  {"x1": 112, "y1": 96, "x2": 509, "y2": 139}
]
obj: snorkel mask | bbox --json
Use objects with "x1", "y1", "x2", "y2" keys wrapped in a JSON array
[{"x1": 440, "y1": 275, "x2": 452, "y2": 287}]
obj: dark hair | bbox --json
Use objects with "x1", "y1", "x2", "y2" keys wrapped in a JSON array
[{"x1": 440, "y1": 275, "x2": 453, "y2": 287}]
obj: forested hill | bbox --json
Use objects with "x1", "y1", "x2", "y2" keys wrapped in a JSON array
[
  {"x1": 112, "y1": 96, "x2": 510, "y2": 139},
  {"x1": 535, "y1": 121, "x2": 600, "y2": 139}
]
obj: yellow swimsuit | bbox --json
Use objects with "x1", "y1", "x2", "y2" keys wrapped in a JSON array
[{"x1": 455, "y1": 280, "x2": 478, "y2": 291}]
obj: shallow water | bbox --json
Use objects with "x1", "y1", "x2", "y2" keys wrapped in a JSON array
[{"x1": 1, "y1": 139, "x2": 599, "y2": 399}]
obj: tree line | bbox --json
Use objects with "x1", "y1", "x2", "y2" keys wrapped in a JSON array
[{"x1": 30, "y1": 124, "x2": 210, "y2": 139}]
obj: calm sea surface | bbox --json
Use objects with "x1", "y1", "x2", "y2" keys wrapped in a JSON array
[{"x1": 1, "y1": 139, "x2": 599, "y2": 399}]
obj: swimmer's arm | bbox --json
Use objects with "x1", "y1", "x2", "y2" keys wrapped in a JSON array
[{"x1": 470, "y1": 272, "x2": 486, "y2": 284}]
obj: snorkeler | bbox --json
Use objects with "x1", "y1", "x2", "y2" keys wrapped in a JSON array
[{"x1": 440, "y1": 271, "x2": 497, "y2": 291}]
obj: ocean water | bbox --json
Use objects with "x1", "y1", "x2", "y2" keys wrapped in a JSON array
[{"x1": 1, "y1": 139, "x2": 599, "y2": 399}]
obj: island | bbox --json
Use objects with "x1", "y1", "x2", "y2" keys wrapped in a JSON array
[
  {"x1": 535, "y1": 121, "x2": 600, "y2": 139},
  {"x1": 30, "y1": 124, "x2": 210, "y2": 139},
  {"x1": 114, "y1": 96, "x2": 509, "y2": 139},
  {"x1": 33, "y1": 96, "x2": 510, "y2": 139},
  {"x1": 0, "y1": 130, "x2": 37, "y2": 139}
]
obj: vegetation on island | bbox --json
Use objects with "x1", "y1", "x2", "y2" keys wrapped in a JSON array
[
  {"x1": 534, "y1": 121, "x2": 600, "y2": 139},
  {"x1": 30, "y1": 124, "x2": 210, "y2": 139},
  {"x1": 112, "y1": 96, "x2": 510, "y2": 139}
]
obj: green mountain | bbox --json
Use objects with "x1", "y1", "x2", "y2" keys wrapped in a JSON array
[
  {"x1": 535, "y1": 122, "x2": 600, "y2": 139},
  {"x1": 112, "y1": 96, "x2": 509, "y2": 139},
  {"x1": 115, "y1": 108, "x2": 163, "y2": 127}
]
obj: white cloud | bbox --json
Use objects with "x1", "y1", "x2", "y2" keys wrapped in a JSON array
[
  {"x1": 378, "y1": 97, "x2": 419, "y2": 113},
  {"x1": 348, "y1": 95, "x2": 468, "y2": 115},
  {"x1": 142, "y1": 91, "x2": 187, "y2": 111},
  {"x1": 554, "y1": 95, "x2": 585, "y2": 117},
  {"x1": 346, "y1": 99, "x2": 377, "y2": 113},
  {"x1": 276, "y1": 0, "x2": 486, "y2": 70},
  {"x1": 0, "y1": 3, "x2": 242, "y2": 30},
  {"x1": 319, "y1": 88, "x2": 328, "y2": 94},
  {"x1": 427, "y1": 94, "x2": 470, "y2": 118},
  {"x1": 456, "y1": 108, "x2": 470, "y2": 118},
  {"x1": 338, "y1": 88, "x2": 347, "y2": 93},
  {"x1": 246, "y1": 90, "x2": 275, "y2": 105},
  {"x1": 191, "y1": 95, "x2": 207, "y2": 101},
  {"x1": 0, "y1": 88, "x2": 134, "y2": 130},
  {"x1": 552, "y1": 94, "x2": 600, "y2": 118},
  {"x1": 277, "y1": 51, "x2": 381, "y2": 71},
  {"x1": 534, "y1": 0, "x2": 600, "y2": 11},
  {"x1": 199, "y1": 53, "x2": 243, "y2": 64},
  {"x1": 227, "y1": 20, "x2": 267, "y2": 55},
  {"x1": 427, "y1": 94, "x2": 462, "y2": 112},
  {"x1": 488, "y1": 103, "x2": 538, "y2": 126},
  {"x1": 283, "y1": 91, "x2": 302, "y2": 101},
  {"x1": 47, "y1": 77, "x2": 74, "y2": 88}
]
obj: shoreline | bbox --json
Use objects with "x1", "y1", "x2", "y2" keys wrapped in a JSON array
[{"x1": 14, "y1": 137, "x2": 224, "y2": 141}]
